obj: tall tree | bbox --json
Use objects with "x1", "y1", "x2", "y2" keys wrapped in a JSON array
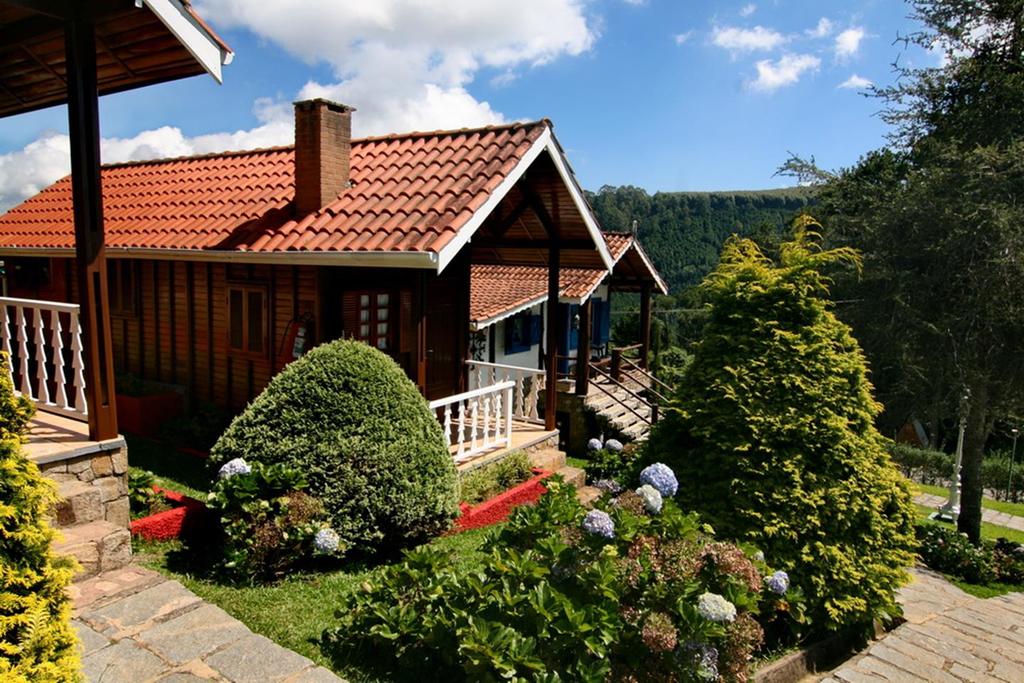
[{"x1": 809, "y1": 0, "x2": 1024, "y2": 542}]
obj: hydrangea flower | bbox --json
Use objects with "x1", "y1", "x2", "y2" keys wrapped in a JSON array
[
  {"x1": 766, "y1": 570, "x2": 789, "y2": 595},
  {"x1": 635, "y1": 484, "x2": 663, "y2": 514},
  {"x1": 587, "y1": 437, "x2": 603, "y2": 451},
  {"x1": 604, "y1": 438, "x2": 624, "y2": 453},
  {"x1": 594, "y1": 478, "x2": 624, "y2": 495},
  {"x1": 682, "y1": 643, "x2": 719, "y2": 682},
  {"x1": 218, "y1": 457, "x2": 251, "y2": 479},
  {"x1": 582, "y1": 509, "x2": 615, "y2": 539},
  {"x1": 639, "y1": 463, "x2": 678, "y2": 498},
  {"x1": 313, "y1": 528, "x2": 341, "y2": 554},
  {"x1": 753, "y1": 550, "x2": 765, "y2": 563},
  {"x1": 696, "y1": 592, "x2": 736, "y2": 623}
]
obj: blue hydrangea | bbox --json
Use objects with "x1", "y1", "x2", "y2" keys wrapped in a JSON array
[
  {"x1": 604, "y1": 438, "x2": 623, "y2": 452},
  {"x1": 766, "y1": 570, "x2": 789, "y2": 595},
  {"x1": 313, "y1": 528, "x2": 341, "y2": 554},
  {"x1": 682, "y1": 643, "x2": 719, "y2": 682},
  {"x1": 594, "y1": 478, "x2": 624, "y2": 495},
  {"x1": 639, "y1": 463, "x2": 678, "y2": 498},
  {"x1": 635, "y1": 484, "x2": 663, "y2": 514},
  {"x1": 587, "y1": 437, "x2": 604, "y2": 452},
  {"x1": 696, "y1": 592, "x2": 736, "y2": 623},
  {"x1": 218, "y1": 457, "x2": 251, "y2": 480},
  {"x1": 582, "y1": 509, "x2": 615, "y2": 539}
]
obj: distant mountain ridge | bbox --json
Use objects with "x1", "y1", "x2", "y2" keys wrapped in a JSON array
[{"x1": 587, "y1": 185, "x2": 816, "y2": 291}]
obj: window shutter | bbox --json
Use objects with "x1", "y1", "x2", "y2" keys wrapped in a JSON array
[
  {"x1": 530, "y1": 314, "x2": 542, "y2": 345},
  {"x1": 342, "y1": 291, "x2": 360, "y2": 340},
  {"x1": 399, "y1": 289, "x2": 414, "y2": 353}
]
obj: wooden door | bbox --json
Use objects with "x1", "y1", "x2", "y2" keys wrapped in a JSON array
[{"x1": 425, "y1": 278, "x2": 461, "y2": 400}]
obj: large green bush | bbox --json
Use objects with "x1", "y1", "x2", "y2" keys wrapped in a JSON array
[
  {"x1": 210, "y1": 340, "x2": 458, "y2": 553},
  {"x1": 327, "y1": 472, "x2": 795, "y2": 681},
  {"x1": 0, "y1": 354, "x2": 81, "y2": 681},
  {"x1": 643, "y1": 222, "x2": 916, "y2": 632}
]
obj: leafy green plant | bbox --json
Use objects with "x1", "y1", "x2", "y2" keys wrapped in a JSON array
[
  {"x1": 643, "y1": 223, "x2": 917, "y2": 633},
  {"x1": 327, "y1": 471, "x2": 799, "y2": 681},
  {"x1": 210, "y1": 339, "x2": 458, "y2": 554},
  {"x1": 127, "y1": 468, "x2": 169, "y2": 518},
  {"x1": 916, "y1": 523, "x2": 996, "y2": 584},
  {"x1": 888, "y1": 443, "x2": 953, "y2": 485},
  {"x1": 458, "y1": 451, "x2": 534, "y2": 505},
  {"x1": 0, "y1": 352, "x2": 81, "y2": 681},
  {"x1": 585, "y1": 442, "x2": 642, "y2": 483},
  {"x1": 157, "y1": 402, "x2": 231, "y2": 451},
  {"x1": 207, "y1": 461, "x2": 339, "y2": 582}
]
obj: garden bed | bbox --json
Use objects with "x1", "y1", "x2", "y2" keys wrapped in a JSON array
[
  {"x1": 116, "y1": 388, "x2": 183, "y2": 437},
  {"x1": 455, "y1": 468, "x2": 553, "y2": 532},
  {"x1": 130, "y1": 486, "x2": 208, "y2": 542}
]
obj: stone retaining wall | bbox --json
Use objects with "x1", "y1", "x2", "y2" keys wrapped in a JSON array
[{"x1": 40, "y1": 445, "x2": 130, "y2": 531}]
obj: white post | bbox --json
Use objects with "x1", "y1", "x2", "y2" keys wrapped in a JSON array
[
  {"x1": 51, "y1": 313, "x2": 68, "y2": 410},
  {"x1": 16, "y1": 307, "x2": 30, "y2": 396},
  {"x1": 505, "y1": 383, "x2": 514, "y2": 448},
  {"x1": 33, "y1": 311, "x2": 50, "y2": 405},
  {"x1": 0, "y1": 303, "x2": 11, "y2": 386},
  {"x1": 935, "y1": 391, "x2": 970, "y2": 523}
]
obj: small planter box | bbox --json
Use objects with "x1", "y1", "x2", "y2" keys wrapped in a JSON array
[
  {"x1": 455, "y1": 468, "x2": 554, "y2": 532},
  {"x1": 116, "y1": 391, "x2": 183, "y2": 436},
  {"x1": 130, "y1": 487, "x2": 208, "y2": 542}
]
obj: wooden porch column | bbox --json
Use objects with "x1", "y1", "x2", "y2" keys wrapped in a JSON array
[
  {"x1": 575, "y1": 296, "x2": 591, "y2": 396},
  {"x1": 65, "y1": 12, "x2": 118, "y2": 440},
  {"x1": 639, "y1": 282, "x2": 653, "y2": 370},
  {"x1": 544, "y1": 243, "x2": 560, "y2": 430}
]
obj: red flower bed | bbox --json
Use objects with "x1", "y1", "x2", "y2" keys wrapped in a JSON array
[
  {"x1": 130, "y1": 487, "x2": 208, "y2": 541},
  {"x1": 455, "y1": 469, "x2": 553, "y2": 532}
]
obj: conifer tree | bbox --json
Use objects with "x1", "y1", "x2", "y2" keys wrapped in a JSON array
[
  {"x1": 0, "y1": 352, "x2": 81, "y2": 681},
  {"x1": 645, "y1": 220, "x2": 916, "y2": 632}
]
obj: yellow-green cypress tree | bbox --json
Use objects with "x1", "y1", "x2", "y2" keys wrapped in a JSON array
[
  {"x1": 645, "y1": 219, "x2": 916, "y2": 633},
  {"x1": 0, "y1": 352, "x2": 81, "y2": 681}
]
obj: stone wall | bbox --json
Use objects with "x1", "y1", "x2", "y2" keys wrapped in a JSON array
[{"x1": 40, "y1": 445, "x2": 130, "y2": 531}]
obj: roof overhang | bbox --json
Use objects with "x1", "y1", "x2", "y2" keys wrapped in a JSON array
[
  {"x1": 608, "y1": 238, "x2": 669, "y2": 295},
  {"x1": 0, "y1": 0, "x2": 233, "y2": 118},
  {"x1": 469, "y1": 294, "x2": 546, "y2": 331}
]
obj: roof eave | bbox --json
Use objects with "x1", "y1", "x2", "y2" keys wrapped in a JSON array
[{"x1": 140, "y1": 0, "x2": 234, "y2": 84}]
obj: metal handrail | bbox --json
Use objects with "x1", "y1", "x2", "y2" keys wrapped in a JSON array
[
  {"x1": 619, "y1": 357, "x2": 672, "y2": 402},
  {"x1": 588, "y1": 364, "x2": 653, "y2": 425}
]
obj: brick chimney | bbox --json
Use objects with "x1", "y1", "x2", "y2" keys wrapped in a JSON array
[{"x1": 293, "y1": 99, "x2": 355, "y2": 216}]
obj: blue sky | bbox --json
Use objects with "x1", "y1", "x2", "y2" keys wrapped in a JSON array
[{"x1": 0, "y1": 1, "x2": 936, "y2": 210}]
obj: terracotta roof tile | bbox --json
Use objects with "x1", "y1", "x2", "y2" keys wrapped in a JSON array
[
  {"x1": 470, "y1": 264, "x2": 607, "y2": 325},
  {"x1": 0, "y1": 122, "x2": 548, "y2": 256}
]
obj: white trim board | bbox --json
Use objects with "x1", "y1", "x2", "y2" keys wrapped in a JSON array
[{"x1": 140, "y1": 0, "x2": 233, "y2": 83}]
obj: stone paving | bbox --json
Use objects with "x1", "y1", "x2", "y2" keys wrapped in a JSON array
[
  {"x1": 820, "y1": 567, "x2": 1024, "y2": 682},
  {"x1": 914, "y1": 492, "x2": 1024, "y2": 533},
  {"x1": 69, "y1": 564, "x2": 344, "y2": 682}
]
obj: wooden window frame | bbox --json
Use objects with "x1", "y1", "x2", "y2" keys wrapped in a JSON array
[
  {"x1": 351, "y1": 289, "x2": 395, "y2": 353},
  {"x1": 107, "y1": 259, "x2": 138, "y2": 318},
  {"x1": 226, "y1": 282, "x2": 269, "y2": 359}
]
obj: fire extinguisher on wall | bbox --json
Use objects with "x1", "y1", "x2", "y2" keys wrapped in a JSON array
[{"x1": 277, "y1": 313, "x2": 314, "y2": 370}]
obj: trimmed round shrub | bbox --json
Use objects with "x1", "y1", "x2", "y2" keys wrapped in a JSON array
[
  {"x1": 210, "y1": 340, "x2": 458, "y2": 553},
  {"x1": 644, "y1": 224, "x2": 916, "y2": 633},
  {"x1": 0, "y1": 353, "x2": 81, "y2": 681}
]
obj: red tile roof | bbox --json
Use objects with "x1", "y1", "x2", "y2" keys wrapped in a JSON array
[
  {"x1": 470, "y1": 264, "x2": 606, "y2": 326},
  {"x1": 0, "y1": 121, "x2": 548, "y2": 260}
]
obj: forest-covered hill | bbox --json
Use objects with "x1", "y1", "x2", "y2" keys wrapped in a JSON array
[{"x1": 587, "y1": 185, "x2": 816, "y2": 292}]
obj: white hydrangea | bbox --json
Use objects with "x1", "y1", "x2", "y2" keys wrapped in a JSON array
[
  {"x1": 313, "y1": 528, "x2": 341, "y2": 554},
  {"x1": 218, "y1": 457, "x2": 251, "y2": 479},
  {"x1": 635, "y1": 484, "x2": 663, "y2": 514},
  {"x1": 696, "y1": 592, "x2": 737, "y2": 623}
]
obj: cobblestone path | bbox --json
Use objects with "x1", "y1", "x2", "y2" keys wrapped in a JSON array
[
  {"x1": 69, "y1": 564, "x2": 344, "y2": 682},
  {"x1": 822, "y1": 567, "x2": 1024, "y2": 682}
]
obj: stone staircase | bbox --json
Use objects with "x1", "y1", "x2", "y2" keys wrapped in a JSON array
[
  {"x1": 51, "y1": 478, "x2": 132, "y2": 580},
  {"x1": 529, "y1": 448, "x2": 601, "y2": 507},
  {"x1": 584, "y1": 373, "x2": 654, "y2": 442}
]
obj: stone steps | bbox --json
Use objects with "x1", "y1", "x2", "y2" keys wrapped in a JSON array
[
  {"x1": 529, "y1": 448, "x2": 567, "y2": 471},
  {"x1": 54, "y1": 520, "x2": 132, "y2": 579},
  {"x1": 555, "y1": 465, "x2": 586, "y2": 488},
  {"x1": 576, "y1": 485, "x2": 602, "y2": 507},
  {"x1": 53, "y1": 480, "x2": 104, "y2": 529},
  {"x1": 585, "y1": 378, "x2": 653, "y2": 443}
]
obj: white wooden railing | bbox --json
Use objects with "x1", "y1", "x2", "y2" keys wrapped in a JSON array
[
  {"x1": 429, "y1": 380, "x2": 514, "y2": 463},
  {"x1": 466, "y1": 360, "x2": 545, "y2": 425},
  {"x1": 0, "y1": 297, "x2": 87, "y2": 419}
]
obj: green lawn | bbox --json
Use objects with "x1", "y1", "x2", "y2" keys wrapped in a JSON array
[
  {"x1": 913, "y1": 482, "x2": 1024, "y2": 519},
  {"x1": 135, "y1": 525, "x2": 495, "y2": 681},
  {"x1": 126, "y1": 435, "x2": 211, "y2": 500}
]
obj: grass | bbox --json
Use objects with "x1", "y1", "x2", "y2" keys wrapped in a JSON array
[
  {"x1": 913, "y1": 502, "x2": 1024, "y2": 544},
  {"x1": 135, "y1": 526, "x2": 495, "y2": 681},
  {"x1": 912, "y1": 482, "x2": 1024, "y2": 519},
  {"x1": 565, "y1": 456, "x2": 588, "y2": 470},
  {"x1": 125, "y1": 434, "x2": 210, "y2": 500},
  {"x1": 458, "y1": 451, "x2": 533, "y2": 504}
]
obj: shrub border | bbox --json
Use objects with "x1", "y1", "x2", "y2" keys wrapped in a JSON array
[
  {"x1": 130, "y1": 486, "x2": 208, "y2": 541},
  {"x1": 455, "y1": 468, "x2": 553, "y2": 532}
]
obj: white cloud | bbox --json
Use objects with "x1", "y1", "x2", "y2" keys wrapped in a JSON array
[
  {"x1": 622, "y1": 0, "x2": 646, "y2": 4},
  {"x1": 711, "y1": 25, "x2": 787, "y2": 54},
  {"x1": 748, "y1": 53, "x2": 820, "y2": 92},
  {"x1": 0, "y1": 98, "x2": 292, "y2": 212},
  {"x1": 739, "y1": 3, "x2": 756, "y2": 17},
  {"x1": 806, "y1": 17, "x2": 834, "y2": 38},
  {"x1": 195, "y1": 0, "x2": 596, "y2": 136},
  {"x1": 835, "y1": 27, "x2": 866, "y2": 60},
  {"x1": 838, "y1": 73, "x2": 872, "y2": 90},
  {"x1": 674, "y1": 30, "x2": 694, "y2": 45}
]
